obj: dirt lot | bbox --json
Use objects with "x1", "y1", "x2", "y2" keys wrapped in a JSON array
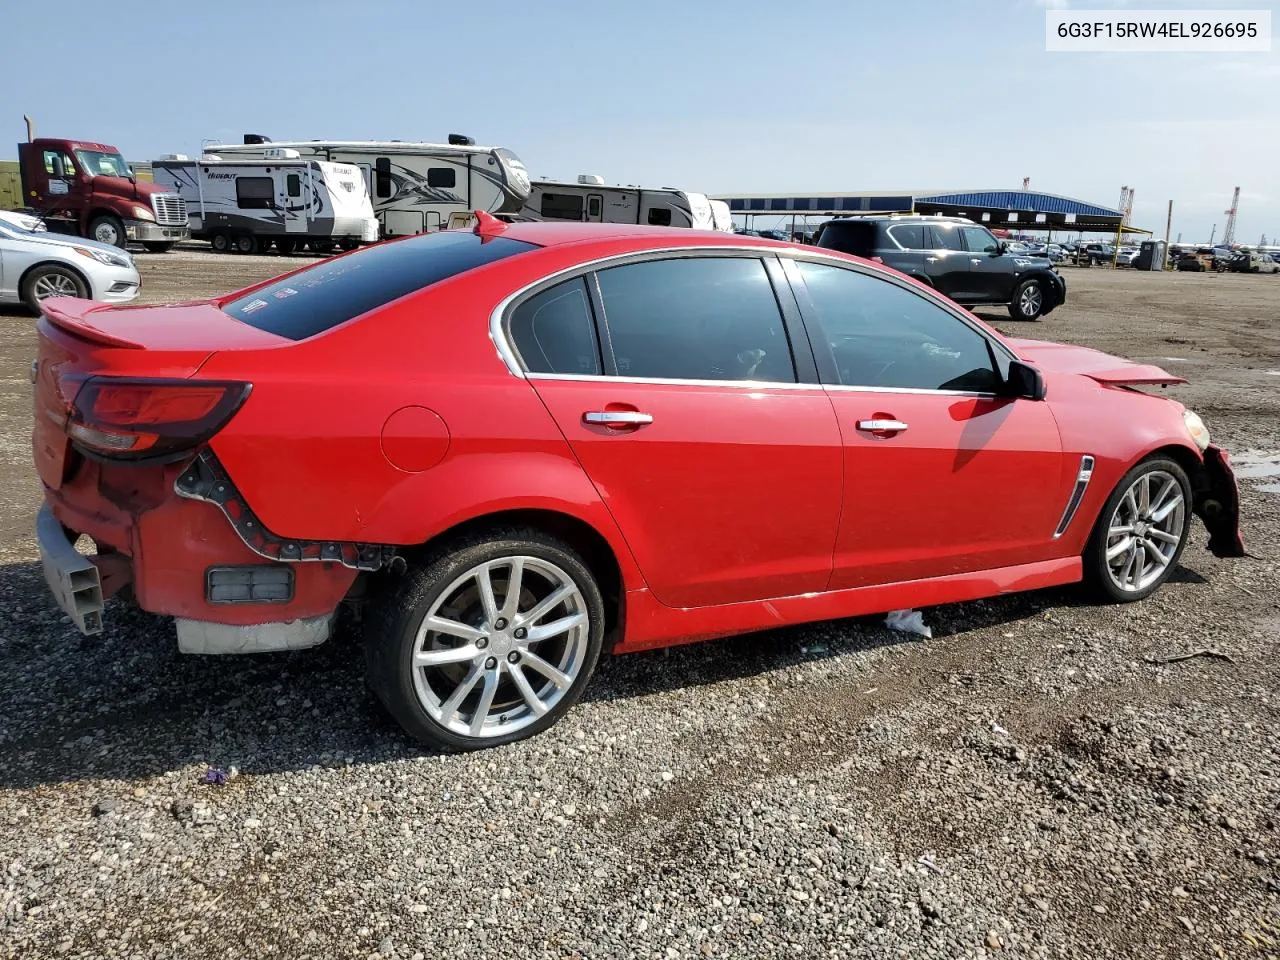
[{"x1": 0, "y1": 250, "x2": 1277, "y2": 959}]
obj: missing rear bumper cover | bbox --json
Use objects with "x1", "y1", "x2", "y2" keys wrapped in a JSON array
[{"x1": 176, "y1": 450, "x2": 396, "y2": 572}]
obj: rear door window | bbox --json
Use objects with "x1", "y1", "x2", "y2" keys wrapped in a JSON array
[
  {"x1": 594, "y1": 257, "x2": 796, "y2": 383},
  {"x1": 222, "y1": 232, "x2": 536, "y2": 340},
  {"x1": 926, "y1": 224, "x2": 963, "y2": 251}
]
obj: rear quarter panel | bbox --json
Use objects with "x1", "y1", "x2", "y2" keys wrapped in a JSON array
[{"x1": 196, "y1": 243, "x2": 668, "y2": 584}]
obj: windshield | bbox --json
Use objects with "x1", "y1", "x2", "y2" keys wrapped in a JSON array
[{"x1": 74, "y1": 150, "x2": 131, "y2": 178}]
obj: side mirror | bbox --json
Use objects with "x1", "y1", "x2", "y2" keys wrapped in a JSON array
[
  {"x1": 996, "y1": 241, "x2": 1007, "y2": 255},
  {"x1": 51, "y1": 155, "x2": 65, "y2": 178},
  {"x1": 1006, "y1": 360, "x2": 1046, "y2": 400}
]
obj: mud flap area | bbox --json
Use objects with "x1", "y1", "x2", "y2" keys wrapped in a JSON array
[{"x1": 1194, "y1": 446, "x2": 1246, "y2": 558}]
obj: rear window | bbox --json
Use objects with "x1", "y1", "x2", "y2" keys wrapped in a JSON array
[
  {"x1": 222, "y1": 232, "x2": 536, "y2": 341},
  {"x1": 814, "y1": 220, "x2": 878, "y2": 257}
]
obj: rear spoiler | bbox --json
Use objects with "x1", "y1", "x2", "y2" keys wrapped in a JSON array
[{"x1": 40, "y1": 298, "x2": 143, "y2": 349}]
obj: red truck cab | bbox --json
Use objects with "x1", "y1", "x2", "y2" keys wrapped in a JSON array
[{"x1": 17, "y1": 138, "x2": 189, "y2": 251}]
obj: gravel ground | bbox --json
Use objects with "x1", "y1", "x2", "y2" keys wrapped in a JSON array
[{"x1": 1, "y1": 252, "x2": 1278, "y2": 959}]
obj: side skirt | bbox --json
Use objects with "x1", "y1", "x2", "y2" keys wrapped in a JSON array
[{"x1": 614, "y1": 556, "x2": 1082, "y2": 653}]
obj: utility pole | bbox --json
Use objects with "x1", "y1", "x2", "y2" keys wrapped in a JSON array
[
  {"x1": 1209, "y1": 223, "x2": 1217, "y2": 245},
  {"x1": 1164, "y1": 200, "x2": 1174, "y2": 270}
]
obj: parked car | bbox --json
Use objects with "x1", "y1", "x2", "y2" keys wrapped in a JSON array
[
  {"x1": 1229, "y1": 251, "x2": 1280, "y2": 274},
  {"x1": 0, "y1": 210, "x2": 48, "y2": 232},
  {"x1": 0, "y1": 218, "x2": 140, "y2": 312},
  {"x1": 1116, "y1": 247, "x2": 1142, "y2": 267},
  {"x1": 33, "y1": 216, "x2": 1244, "y2": 749},
  {"x1": 812, "y1": 215, "x2": 1066, "y2": 319},
  {"x1": 1046, "y1": 244, "x2": 1067, "y2": 264},
  {"x1": 1176, "y1": 251, "x2": 1209, "y2": 272}
]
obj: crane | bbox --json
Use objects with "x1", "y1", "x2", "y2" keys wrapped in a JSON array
[{"x1": 1222, "y1": 186, "x2": 1240, "y2": 247}]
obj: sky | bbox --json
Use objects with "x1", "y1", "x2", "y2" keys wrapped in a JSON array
[{"x1": 8, "y1": 0, "x2": 1279, "y2": 242}]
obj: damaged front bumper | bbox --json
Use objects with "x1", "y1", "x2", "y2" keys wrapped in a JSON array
[{"x1": 1195, "y1": 445, "x2": 1246, "y2": 558}]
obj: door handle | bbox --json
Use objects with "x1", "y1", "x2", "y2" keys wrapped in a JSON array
[
  {"x1": 583, "y1": 410, "x2": 653, "y2": 427},
  {"x1": 857, "y1": 419, "x2": 909, "y2": 433},
  {"x1": 970, "y1": 258, "x2": 982, "y2": 264},
  {"x1": 925, "y1": 256, "x2": 938, "y2": 263}
]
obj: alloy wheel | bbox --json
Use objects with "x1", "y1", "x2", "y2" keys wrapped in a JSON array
[
  {"x1": 1104, "y1": 469, "x2": 1186, "y2": 593},
  {"x1": 32, "y1": 273, "x2": 79, "y2": 300},
  {"x1": 410, "y1": 556, "x2": 590, "y2": 739},
  {"x1": 1019, "y1": 284, "x2": 1043, "y2": 316}
]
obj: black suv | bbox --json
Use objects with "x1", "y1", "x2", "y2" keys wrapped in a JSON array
[{"x1": 813, "y1": 215, "x2": 1066, "y2": 320}]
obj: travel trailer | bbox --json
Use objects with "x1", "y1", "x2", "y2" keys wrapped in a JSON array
[
  {"x1": 522, "y1": 176, "x2": 724, "y2": 230},
  {"x1": 709, "y1": 199, "x2": 734, "y2": 233},
  {"x1": 203, "y1": 135, "x2": 530, "y2": 238},
  {"x1": 152, "y1": 151, "x2": 379, "y2": 254}
]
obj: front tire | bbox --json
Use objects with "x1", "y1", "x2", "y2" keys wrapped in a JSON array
[
  {"x1": 1008, "y1": 278, "x2": 1046, "y2": 320},
  {"x1": 1084, "y1": 457, "x2": 1192, "y2": 603},
  {"x1": 365, "y1": 529, "x2": 605, "y2": 750},
  {"x1": 88, "y1": 214, "x2": 126, "y2": 248},
  {"x1": 21, "y1": 265, "x2": 89, "y2": 312}
]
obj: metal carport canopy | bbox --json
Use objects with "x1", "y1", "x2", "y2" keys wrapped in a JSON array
[{"x1": 714, "y1": 189, "x2": 1126, "y2": 230}]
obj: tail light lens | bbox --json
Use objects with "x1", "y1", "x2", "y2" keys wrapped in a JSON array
[{"x1": 66, "y1": 377, "x2": 251, "y2": 461}]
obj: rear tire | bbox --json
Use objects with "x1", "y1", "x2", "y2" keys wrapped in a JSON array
[
  {"x1": 1008, "y1": 277, "x2": 1046, "y2": 320},
  {"x1": 1083, "y1": 457, "x2": 1192, "y2": 603},
  {"x1": 209, "y1": 231, "x2": 230, "y2": 253},
  {"x1": 142, "y1": 242, "x2": 174, "y2": 253},
  {"x1": 88, "y1": 214, "x2": 127, "y2": 249},
  {"x1": 21, "y1": 265, "x2": 89, "y2": 312},
  {"x1": 365, "y1": 529, "x2": 605, "y2": 750},
  {"x1": 234, "y1": 233, "x2": 258, "y2": 255}
]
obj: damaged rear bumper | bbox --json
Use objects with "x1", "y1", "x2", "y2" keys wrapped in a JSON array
[{"x1": 1195, "y1": 445, "x2": 1246, "y2": 558}]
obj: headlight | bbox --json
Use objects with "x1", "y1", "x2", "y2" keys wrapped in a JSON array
[
  {"x1": 73, "y1": 246, "x2": 133, "y2": 269},
  {"x1": 1183, "y1": 410, "x2": 1211, "y2": 452},
  {"x1": 133, "y1": 205, "x2": 156, "y2": 221}
]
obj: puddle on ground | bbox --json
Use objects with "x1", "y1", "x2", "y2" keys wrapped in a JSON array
[{"x1": 1231, "y1": 450, "x2": 1280, "y2": 495}]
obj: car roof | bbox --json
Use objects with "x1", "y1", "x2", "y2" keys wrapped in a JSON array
[{"x1": 493, "y1": 221, "x2": 784, "y2": 249}]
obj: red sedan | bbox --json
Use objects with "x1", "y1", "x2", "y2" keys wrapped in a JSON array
[{"x1": 32, "y1": 215, "x2": 1244, "y2": 749}]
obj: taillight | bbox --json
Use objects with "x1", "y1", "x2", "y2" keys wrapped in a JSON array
[{"x1": 67, "y1": 377, "x2": 251, "y2": 461}]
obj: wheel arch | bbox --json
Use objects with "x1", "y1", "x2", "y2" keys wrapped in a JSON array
[
  {"x1": 403, "y1": 507, "x2": 628, "y2": 645},
  {"x1": 18, "y1": 259, "x2": 92, "y2": 302}
]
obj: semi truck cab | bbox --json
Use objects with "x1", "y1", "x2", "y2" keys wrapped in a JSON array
[{"x1": 17, "y1": 138, "x2": 189, "y2": 251}]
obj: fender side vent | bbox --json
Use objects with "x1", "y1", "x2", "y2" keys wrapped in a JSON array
[{"x1": 1054, "y1": 455, "x2": 1095, "y2": 538}]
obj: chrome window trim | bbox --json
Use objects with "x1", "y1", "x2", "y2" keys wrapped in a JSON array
[
  {"x1": 524, "y1": 371, "x2": 995, "y2": 399},
  {"x1": 1053, "y1": 455, "x2": 1096, "y2": 538},
  {"x1": 487, "y1": 242, "x2": 1018, "y2": 397}
]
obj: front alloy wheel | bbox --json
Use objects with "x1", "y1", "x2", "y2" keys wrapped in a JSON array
[
  {"x1": 366, "y1": 530, "x2": 605, "y2": 749},
  {"x1": 1086, "y1": 458, "x2": 1192, "y2": 602}
]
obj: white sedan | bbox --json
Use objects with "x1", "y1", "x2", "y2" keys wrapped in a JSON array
[{"x1": 0, "y1": 219, "x2": 140, "y2": 312}]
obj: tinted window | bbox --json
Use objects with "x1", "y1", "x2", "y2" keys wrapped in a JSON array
[
  {"x1": 815, "y1": 220, "x2": 877, "y2": 257},
  {"x1": 509, "y1": 278, "x2": 601, "y2": 375},
  {"x1": 887, "y1": 224, "x2": 926, "y2": 249},
  {"x1": 596, "y1": 257, "x2": 795, "y2": 383},
  {"x1": 286, "y1": 174, "x2": 301, "y2": 197},
  {"x1": 375, "y1": 157, "x2": 392, "y2": 198},
  {"x1": 795, "y1": 262, "x2": 1001, "y2": 392},
  {"x1": 961, "y1": 226, "x2": 999, "y2": 253},
  {"x1": 223, "y1": 232, "x2": 536, "y2": 341},
  {"x1": 427, "y1": 167, "x2": 456, "y2": 189},
  {"x1": 236, "y1": 177, "x2": 274, "y2": 209},
  {"x1": 540, "y1": 193, "x2": 584, "y2": 220},
  {"x1": 926, "y1": 224, "x2": 963, "y2": 251},
  {"x1": 647, "y1": 207, "x2": 673, "y2": 226},
  {"x1": 587, "y1": 195, "x2": 602, "y2": 218}
]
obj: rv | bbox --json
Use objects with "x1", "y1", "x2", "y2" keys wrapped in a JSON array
[
  {"x1": 203, "y1": 135, "x2": 530, "y2": 238},
  {"x1": 152, "y1": 151, "x2": 379, "y2": 254},
  {"x1": 522, "y1": 176, "x2": 727, "y2": 230}
]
